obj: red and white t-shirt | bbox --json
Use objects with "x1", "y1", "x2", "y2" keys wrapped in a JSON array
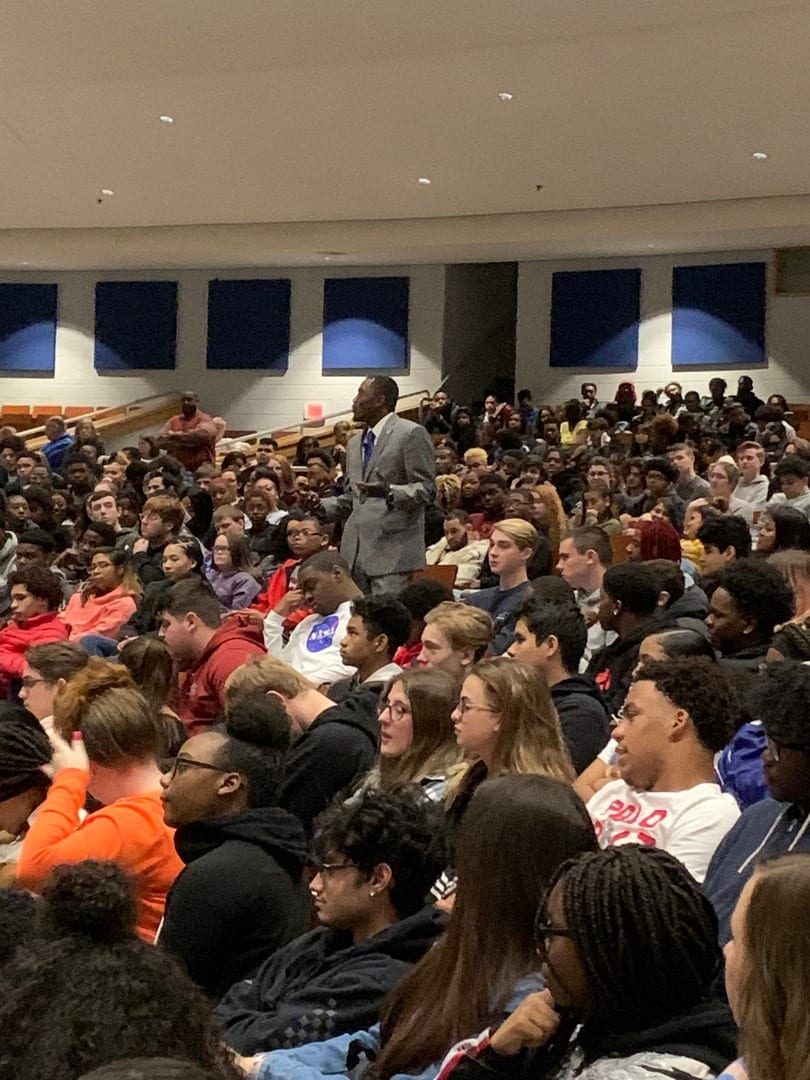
[{"x1": 586, "y1": 780, "x2": 740, "y2": 883}]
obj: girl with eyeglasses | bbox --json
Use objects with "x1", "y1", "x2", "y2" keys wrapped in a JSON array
[
  {"x1": 59, "y1": 547, "x2": 142, "y2": 648},
  {"x1": 359, "y1": 669, "x2": 463, "y2": 803},
  {"x1": 15, "y1": 658, "x2": 183, "y2": 942},
  {"x1": 438, "y1": 846, "x2": 735, "y2": 1080}
]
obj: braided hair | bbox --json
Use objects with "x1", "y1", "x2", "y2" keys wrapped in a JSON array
[
  {"x1": 0, "y1": 706, "x2": 51, "y2": 803},
  {"x1": 535, "y1": 846, "x2": 721, "y2": 1035}
]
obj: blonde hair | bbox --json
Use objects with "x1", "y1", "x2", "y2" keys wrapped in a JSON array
[
  {"x1": 738, "y1": 855, "x2": 810, "y2": 1080},
  {"x1": 491, "y1": 517, "x2": 538, "y2": 552},
  {"x1": 224, "y1": 655, "x2": 313, "y2": 701},
  {"x1": 446, "y1": 658, "x2": 574, "y2": 804},
  {"x1": 423, "y1": 602, "x2": 493, "y2": 660},
  {"x1": 436, "y1": 474, "x2": 462, "y2": 511},
  {"x1": 463, "y1": 448, "x2": 488, "y2": 467}
]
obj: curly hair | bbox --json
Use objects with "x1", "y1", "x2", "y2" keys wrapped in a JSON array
[
  {"x1": 79, "y1": 1060, "x2": 228, "y2": 1080},
  {"x1": 536, "y1": 846, "x2": 721, "y2": 1036},
  {"x1": 637, "y1": 519, "x2": 681, "y2": 563},
  {"x1": 717, "y1": 557, "x2": 795, "y2": 635},
  {"x1": 0, "y1": 861, "x2": 241, "y2": 1080},
  {"x1": 313, "y1": 787, "x2": 448, "y2": 918},
  {"x1": 8, "y1": 565, "x2": 64, "y2": 611},
  {"x1": 0, "y1": 891, "x2": 37, "y2": 969},
  {"x1": 746, "y1": 661, "x2": 810, "y2": 747},
  {"x1": 633, "y1": 657, "x2": 740, "y2": 752}
]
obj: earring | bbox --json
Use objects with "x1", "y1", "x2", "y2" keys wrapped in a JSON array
[
  {"x1": 369, "y1": 890, "x2": 377, "y2": 897},
  {"x1": 613, "y1": 608, "x2": 620, "y2": 616}
]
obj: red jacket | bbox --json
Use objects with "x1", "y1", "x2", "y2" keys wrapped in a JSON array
[
  {"x1": 177, "y1": 616, "x2": 266, "y2": 735},
  {"x1": 0, "y1": 611, "x2": 68, "y2": 694}
]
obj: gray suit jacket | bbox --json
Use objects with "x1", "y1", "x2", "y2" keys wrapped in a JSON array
[{"x1": 322, "y1": 414, "x2": 436, "y2": 578}]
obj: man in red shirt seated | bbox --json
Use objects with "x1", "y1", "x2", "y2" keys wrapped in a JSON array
[
  {"x1": 158, "y1": 391, "x2": 218, "y2": 471},
  {"x1": 158, "y1": 578, "x2": 266, "y2": 734},
  {"x1": 0, "y1": 567, "x2": 68, "y2": 698}
]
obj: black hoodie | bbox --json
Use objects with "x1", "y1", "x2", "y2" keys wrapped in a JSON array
[
  {"x1": 550, "y1": 676, "x2": 611, "y2": 774},
  {"x1": 280, "y1": 699, "x2": 379, "y2": 836},
  {"x1": 159, "y1": 807, "x2": 310, "y2": 999},
  {"x1": 216, "y1": 904, "x2": 447, "y2": 1055},
  {"x1": 585, "y1": 619, "x2": 659, "y2": 714}
]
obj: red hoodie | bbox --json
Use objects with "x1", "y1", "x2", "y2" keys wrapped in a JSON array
[
  {"x1": 177, "y1": 615, "x2": 266, "y2": 734},
  {"x1": 0, "y1": 611, "x2": 68, "y2": 695}
]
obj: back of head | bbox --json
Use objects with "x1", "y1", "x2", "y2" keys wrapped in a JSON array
[
  {"x1": 219, "y1": 693, "x2": 293, "y2": 808},
  {"x1": 770, "y1": 505, "x2": 810, "y2": 551},
  {"x1": 641, "y1": 627, "x2": 716, "y2": 662},
  {"x1": 224, "y1": 655, "x2": 311, "y2": 702},
  {"x1": 541, "y1": 845, "x2": 721, "y2": 1031},
  {"x1": 53, "y1": 659, "x2": 167, "y2": 766},
  {"x1": 737, "y1": 854, "x2": 810, "y2": 1080},
  {"x1": 0, "y1": 704, "x2": 51, "y2": 803},
  {"x1": 41, "y1": 860, "x2": 136, "y2": 945},
  {"x1": 697, "y1": 515, "x2": 752, "y2": 560},
  {"x1": 633, "y1": 657, "x2": 738, "y2": 753},
  {"x1": 163, "y1": 577, "x2": 223, "y2": 629},
  {"x1": 0, "y1": 863, "x2": 242, "y2": 1080},
  {"x1": 117, "y1": 637, "x2": 174, "y2": 707},
  {"x1": 638, "y1": 519, "x2": 681, "y2": 563},
  {"x1": 26, "y1": 641, "x2": 89, "y2": 683},
  {"x1": 0, "y1": 890, "x2": 37, "y2": 970},
  {"x1": 313, "y1": 786, "x2": 447, "y2": 919},
  {"x1": 397, "y1": 579, "x2": 453, "y2": 618},
  {"x1": 644, "y1": 559, "x2": 685, "y2": 608},
  {"x1": 747, "y1": 660, "x2": 810, "y2": 752},
  {"x1": 602, "y1": 563, "x2": 659, "y2": 618},
  {"x1": 528, "y1": 575, "x2": 576, "y2": 605},
  {"x1": 299, "y1": 549, "x2": 352, "y2": 576}
]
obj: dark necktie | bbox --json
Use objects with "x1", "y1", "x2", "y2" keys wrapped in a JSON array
[{"x1": 362, "y1": 429, "x2": 376, "y2": 477}]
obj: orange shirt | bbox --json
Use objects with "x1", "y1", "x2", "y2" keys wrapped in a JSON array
[{"x1": 16, "y1": 768, "x2": 183, "y2": 943}]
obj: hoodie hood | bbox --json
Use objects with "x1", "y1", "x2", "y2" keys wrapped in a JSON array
[
  {"x1": 551, "y1": 675, "x2": 609, "y2": 706},
  {"x1": 173, "y1": 806, "x2": 308, "y2": 875},
  {"x1": 583, "y1": 998, "x2": 737, "y2": 1074},
  {"x1": 199, "y1": 614, "x2": 265, "y2": 659},
  {"x1": 311, "y1": 697, "x2": 380, "y2": 748}
]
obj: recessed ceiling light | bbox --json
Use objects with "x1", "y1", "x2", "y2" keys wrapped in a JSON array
[
  {"x1": 498, "y1": 91, "x2": 514, "y2": 101},
  {"x1": 752, "y1": 151, "x2": 768, "y2": 160},
  {"x1": 101, "y1": 189, "x2": 114, "y2": 197},
  {"x1": 647, "y1": 243, "x2": 655, "y2": 249},
  {"x1": 159, "y1": 115, "x2": 174, "y2": 124},
  {"x1": 21, "y1": 261, "x2": 29, "y2": 266},
  {"x1": 417, "y1": 177, "x2": 432, "y2": 185}
]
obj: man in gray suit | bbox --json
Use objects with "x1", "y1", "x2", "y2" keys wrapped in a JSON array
[{"x1": 320, "y1": 376, "x2": 436, "y2": 595}]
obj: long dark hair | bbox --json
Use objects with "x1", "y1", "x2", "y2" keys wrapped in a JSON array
[{"x1": 374, "y1": 775, "x2": 596, "y2": 1078}]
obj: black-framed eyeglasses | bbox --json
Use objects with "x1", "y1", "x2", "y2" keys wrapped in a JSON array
[
  {"x1": 534, "y1": 924, "x2": 573, "y2": 953},
  {"x1": 766, "y1": 736, "x2": 810, "y2": 763},
  {"x1": 20, "y1": 676, "x2": 48, "y2": 689},
  {"x1": 168, "y1": 757, "x2": 230, "y2": 780}
]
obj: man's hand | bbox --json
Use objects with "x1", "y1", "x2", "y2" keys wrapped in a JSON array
[
  {"x1": 297, "y1": 490, "x2": 322, "y2": 511},
  {"x1": 489, "y1": 990, "x2": 561, "y2": 1056},
  {"x1": 273, "y1": 588, "x2": 304, "y2": 617},
  {"x1": 357, "y1": 482, "x2": 388, "y2": 499},
  {"x1": 132, "y1": 538, "x2": 149, "y2": 554}
]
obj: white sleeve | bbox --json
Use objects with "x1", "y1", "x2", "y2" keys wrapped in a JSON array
[
  {"x1": 262, "y1": 611, "x2": 285, "y2": 655},
  {"x1": 664, "y1": 796, "x2": 741, "y2": 883},
  {"x1": 597, "y1": 738, "x2": 618, "y2": 764}
]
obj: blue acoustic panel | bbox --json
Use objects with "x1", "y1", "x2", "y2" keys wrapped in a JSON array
[
  {"x1": 207, "y1": 278, "x2": 291, "y2": 370},
  {"x1": 94, "y1": 280, "x2": 177, "y2": 370},
  {"x1": 322, "y1": 276, "x2": 409, "y2": 371},
  {"x1": 671, "y1": 262, "x2": 766, "y2": 368},
  {"x1": 0, "y1": 283, "x2": 58, "y2": 372},
  {"x1": 549, "y1": 268, "x2": 640, "y2": 369}
]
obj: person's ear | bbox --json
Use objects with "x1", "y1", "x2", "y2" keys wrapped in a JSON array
[
  {"x1": 265, "y1": 689, "x2": 289, "y2": 707},
  {"x1": 217, "y1": 771, "x2": 243, "y2": 797},
  {"x1": 372, "y1": 633, "x2": 388, "y2": 657},
  {"x1": 55, "y1": 677, "x2": 67, "y2": 695},
  {"x1": 368, "y1": 862, "x2": 393, "y2": 897},
  {"x1": 657, "y1": 590, "x2": 671, "y2": 608},
  {"x1": 670, "y1": 707, "x2": 690, "y2": 741},
  {"x1": 459, "y1": 645, "x2": 476, "y2": 669},
  {"x1": 723, "y1": 546, "x2": 736, "y2": 563}
]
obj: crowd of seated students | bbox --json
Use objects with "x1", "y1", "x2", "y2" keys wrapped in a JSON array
[{"x1": 0, "y1": 375, "x2": 808, "y2": 1078}]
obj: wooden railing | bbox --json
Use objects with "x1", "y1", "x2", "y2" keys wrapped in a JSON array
[
  {"x1": 19, "y1": 393, "x2": 183, "y2": 450},
  {"x1": 217, "y1": 389, "x2": 430, "y2": 459}
]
